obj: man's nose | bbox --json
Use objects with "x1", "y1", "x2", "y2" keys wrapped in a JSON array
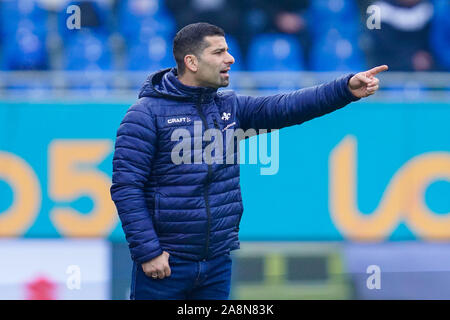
[{"x1": 225, "y1": 52, "x2": 235, "y2": 65}]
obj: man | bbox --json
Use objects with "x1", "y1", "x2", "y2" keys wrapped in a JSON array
[{"x1": 110, "y1": 22, "x2": 387, "y2": 300}]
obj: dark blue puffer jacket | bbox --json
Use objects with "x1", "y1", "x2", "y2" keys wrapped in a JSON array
[{"x1": 110, "y1": 68, "x2": 359, "y2": 263}]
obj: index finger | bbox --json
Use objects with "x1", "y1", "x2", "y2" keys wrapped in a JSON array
[{"x1": 367, "y1": 65, "x2": 389, "y2": 76}]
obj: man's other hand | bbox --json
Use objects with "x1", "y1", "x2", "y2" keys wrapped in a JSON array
[
  {"x1": 141, "y1": 251, "x2": 171, "y2": 279},
  {"x1": 348, "y1": 65, "x2": 389, "y2": 98}
]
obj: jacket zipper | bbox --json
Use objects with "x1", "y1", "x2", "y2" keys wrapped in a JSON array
[{"x1": 195, "y1": 94, "x2": 212, "y2": 261}]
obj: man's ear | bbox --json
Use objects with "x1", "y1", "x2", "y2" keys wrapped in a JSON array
[{"x1": 184, "y1": 54, "x2": 198, "y2": 73}]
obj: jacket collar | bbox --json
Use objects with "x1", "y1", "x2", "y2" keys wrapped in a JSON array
[
  {"x1": 166, "y1": 68, "x2": 218, "y2": 102},
  {"x1": 139, "y1": 68, "x2": 218, "y2": 103}
]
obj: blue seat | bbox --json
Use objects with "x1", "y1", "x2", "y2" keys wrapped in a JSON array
[
  {"x1": 63, "y1": 31, "x2": 112, "y2": 70},
  {"x1": 0, "y1": 0, "x2": 49, "y2": 69},
  {"x1": 2, "y1": 28, "x2": 48, "y2": 70},
  {"x1": 430, "y1": 0, "x2": 450, "y2": 70},
  {"x1": 306, "y1": 0, "x2": 360, "y2": 38},
  {"x1": 126, "y1": 35, "x2": 173, "y2": 71},
  {"x1": 310, "y1": 29, "x2": 366, "y2": 72},
  {"x1": 119, "y1": 0, "x2": 175, "y2": 41},
  {"x1": 62, "y1": 32, "x2": 112, "y2": 91},
  {"x1": 247, "y1": 34, "x2": 305, "y2": 71},
  {"x1": 0, "y1": 0, "x2": 48, "y2": 37},
  {"x1": 131, "y1": 13, "x2": 176, "y2": 45}
]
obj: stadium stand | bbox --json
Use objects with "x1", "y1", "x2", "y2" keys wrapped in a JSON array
[
  {"x1": 126, "y1": 35, "x2": 172, "y2": 71},
  {"x1": 0, "y1": 0, "x2": 448, "y2": 93}
]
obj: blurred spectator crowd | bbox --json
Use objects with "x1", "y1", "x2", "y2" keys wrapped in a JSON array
[{"x1": 0, "y1": 0, "x2": 449, "y2": 73}]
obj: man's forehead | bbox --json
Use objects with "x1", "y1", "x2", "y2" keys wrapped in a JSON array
[{"x1": 203, "y1": 35, "x2": 227, "y2": 50}]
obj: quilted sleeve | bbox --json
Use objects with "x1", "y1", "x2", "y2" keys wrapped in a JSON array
[
  {"x1": 110, "y1": 101, "x2": 163, "y2": 264},
  {"x1": 236, "y1": 74, "x2": 360, "y2": 132}
]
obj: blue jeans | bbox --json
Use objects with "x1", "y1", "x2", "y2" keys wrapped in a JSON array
[{"x1": 130, "y1": 253, "x2": 232, "y2": 300}]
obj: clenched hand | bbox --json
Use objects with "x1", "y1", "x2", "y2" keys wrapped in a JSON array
[
  {"x1": 141, "y1": 251, "x2": 171, "y2": 279},
  {"x1": 348, "y1": 65, "x2": 389, "y2": 98}
]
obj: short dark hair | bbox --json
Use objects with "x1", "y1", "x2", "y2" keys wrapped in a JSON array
[{"x1": 173, "y1": 22, "x2": 225, "y2": 75}]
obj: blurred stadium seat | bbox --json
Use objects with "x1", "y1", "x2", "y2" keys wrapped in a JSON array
[
  {"x1": 0, "y1": 0, "x2": 48, "y2": 38},
  {"x1": 2, "y1": 24, "x2": 48, "y2": 70},
  {"x1": 310, "y1": 28, "x2": 366, "y2": 72},
  {"x1": 63, "y1": 31, "x2": 112, "y2": 71},
  {"x1": 118, "y1": 0, "x2": 176, "y2": 43},
  {"x1": 306, "y1": 0, "x2": 360, "y2": 39},
  {"x1": 306, "y1": 0, "x2": 362, "y2": 72},
  {"x1": 62, "y1": 31, "x2": 112, "y2": 92},
  {"x1": 247, "y1": 33, "x2": 305, "y2": 71},
  {"x1": 0, "y1": 0, "x2": 49, "y2": 70},
  {"x1": 126, "y1": 35, "x2": 173, "y2": 71}
]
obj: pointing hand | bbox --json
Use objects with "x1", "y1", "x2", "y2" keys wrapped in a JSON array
[{"x1": 348, "y1": 65, "x2": 389, "y2": 98}]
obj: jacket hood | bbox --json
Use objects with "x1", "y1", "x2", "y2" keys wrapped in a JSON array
[{"x1": 138, "y1": 68, "x2": 218, "y2": 102}]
